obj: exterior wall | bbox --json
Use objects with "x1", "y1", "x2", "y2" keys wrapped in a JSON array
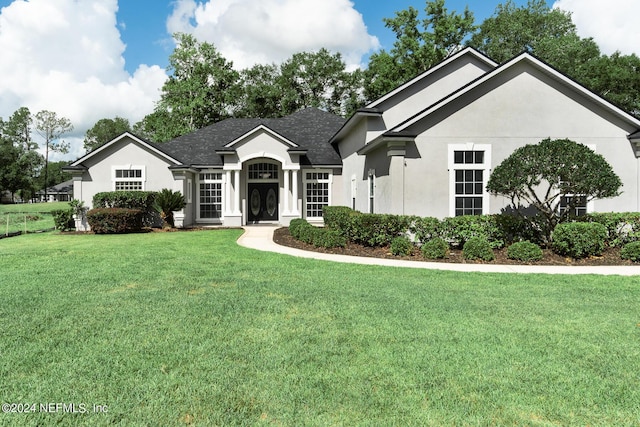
[
  {"x1": 335, "y1": 119, "x2": 369, "y2": 211},
  {"x1": 74, "y1": 136, "x2": 176, "y2": 210}
]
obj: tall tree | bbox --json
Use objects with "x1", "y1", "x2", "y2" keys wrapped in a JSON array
[
  {"x1": 34, "y1": 110, "x2": 73, "y2": 201},
  {"x1": 237, "y1": 63, "x2": 283, "y2": 118},
  {"x1": 582, "y1": 52, "x2": 640, "y2": 117},
  {"x1": 84, "y1": 117, "x2": 132, "y2": 152},
  {"x1": 4, "y1": 107, "x2": 37, "y2": 151},
  {"x1": 364, "y1": 0, "x2": 476, "y2": 101},
  {"x1": 138, "y1": 33, "x2": 241, "y2": 142}
]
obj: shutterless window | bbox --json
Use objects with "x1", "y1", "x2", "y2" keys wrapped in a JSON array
[
  {"x1": 199, "y1": 173, "x2": 223, "y2": 219},
  {"x1": 304, "y1": 171, "x2": 330, "y2": 219},
  {"x1": 248, "y1": 163, "x2": 279, "y2": 180},
  {"x1": 453, "y1": 151, "x2": 484, "y2": 216},
  {"x1": 114, "y1": 169, "x2": 143, "y2": 191},
  {"x1": 560, "y1": 195, "x2": 587, "y2": 217}
]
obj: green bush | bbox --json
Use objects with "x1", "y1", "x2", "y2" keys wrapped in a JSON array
[
  {"x1": 620, "y1": 241, "x2": 640, "y2": 262},
  {"x1": 441, "y1": 215, "x2": 505, "y2": 249},
  {"x1": 93, "y1": 191, "x2": 158, "y2": 227},
  {"x1": 494, "y1": 213, "x2": 546, "y2": 246},
  {"x1": 582, "y1": 212, "x2": 640, "y2": 247},
  {"x1": 462, "y1": 237, "x2": 495, "y2": 261},
  {"x1": 410, "y1": 216, "x2": 441, "y2": 244},
  {"x1": 297, "y1": 222, "x2": 320, "y2": 245},
  {"x1": 349, "y1": 213, "x2": 412, "y2": 247},
  {"x1": 421, "y1": 238, "x2": 449, "y2": 260},
  {"x1": 551, "y1": 222, "x2": 607, "y2": 259},
  {"x1": 288, "y1": 218, "x2": 309, "y2": 240},
  {"x1": 51, "y1": 209, "x2": 74, "y2": 231},
  {"x1": 322, "y1": 206, "x2": 359, "y2": 237},
  {"x1": 506, "y1": 241, "x2": 543, "y2": 262},
  {"x1": 313, "y1": 228, "x2": 347, "y2": 248},
  {"x1": 390, "y1": 236, "x2": 413, "y2": 256},
  {"x1": 87, "y1": 208, "x2": 144, "y2": 234}
]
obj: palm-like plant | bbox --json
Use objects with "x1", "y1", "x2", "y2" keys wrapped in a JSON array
[{"x1": 154, "y1": 189, "x2": 186, "y2": 228}]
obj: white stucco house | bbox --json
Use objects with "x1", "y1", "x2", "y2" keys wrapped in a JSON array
[{"x1": 65, "y1": 47, "x2": 640, "y2": 228}]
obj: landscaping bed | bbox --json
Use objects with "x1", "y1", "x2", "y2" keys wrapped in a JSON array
[{"x1": 273, "y1": 226, "x2": 632, "y2": 266}]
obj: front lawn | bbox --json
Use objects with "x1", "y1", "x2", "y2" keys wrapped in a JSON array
[
  {"x1": 0, "y1": 202, "x2": 66, "y2": 235},
  {"x1": 0, "y1": 230, "x2": 638, "y2": 425}
]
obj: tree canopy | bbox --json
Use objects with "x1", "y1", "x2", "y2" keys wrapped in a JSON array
[
  {"x1": 487, "y1": 138, "x2": 622, "y2": 241},
  {"x1": 84, "y1": 117, "x2": 132, "y2": 152}
]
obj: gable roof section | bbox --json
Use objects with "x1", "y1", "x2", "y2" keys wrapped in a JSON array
[
  {"x1": 160, "y1": 108, "x2": 345, "y2": 167},
  {"x1": 67, "y1": 132, "x2": 182, "y2": 169},
  {"x1": 389, "y1": 51, "x2": 640, "y2": 135}
]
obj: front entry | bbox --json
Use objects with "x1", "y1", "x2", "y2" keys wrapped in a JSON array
[{"x1": 248, "y1": 183, "x2": 279, "y2": 222}]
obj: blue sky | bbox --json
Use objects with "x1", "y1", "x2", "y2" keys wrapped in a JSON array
[{"x1": 0, "y1": 0, "x2": 637, "y2": 161}]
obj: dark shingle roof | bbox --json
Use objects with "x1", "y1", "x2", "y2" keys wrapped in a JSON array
[{"x1": 158, "y1": 108, "x2": 345, "y2": 167}]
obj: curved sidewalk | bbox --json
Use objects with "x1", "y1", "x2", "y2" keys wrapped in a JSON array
[{"x1": 236, "y1": 226, "x2": 640, "y2": 276}]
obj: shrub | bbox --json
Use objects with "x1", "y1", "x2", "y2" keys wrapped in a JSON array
[
  {"x1": 551, "y1": 222, "x2": 607, "y2": 258},
  {"x1": 288, "y1": 218, "x2": 309, "y2": 240},
  {"x1": 441, "y1": 215, "x2": 505, "y2": 249},
  {"x1": 322, "y1": 206, "x2": 359, "y2": 237},
  {"x1": 506, "y1": 241, "x2": 543, "y2": 262},
  {"x1": 154, "y1": 189, "x2": 186, "y2": 228},
  {"x1": 93, "y1": 191, "x2": 158, "y2": 227},
  {"x1": 51, "y1": 209, "x2": 74, "y2": 231},
  {"x1": 410, "y1": 216, "x2": 441, "y2": 244},
  {"x1": 620, "y1": 241, "x2": 640, "y2": 262},
  {"x1": 462, "y1": 237, "x2": 495, "y2": 261},
  {"x1": 421, "y1": 238, "x2": 449, "y2": 260},
  {"x1": 494, "y1": 213, "x2": 546, "y2": 246},
  {"x1": 390, "y1": 236, "x2": 413, "y2": 256},
  {"x1": 582, "y1": 212, "x2": 640, "y2": 247},
  {"x1": 313, "y1": 228, "x2": 347, "y2": 248},
  {"x1": 87, "y1": 208, "x2": 144, "y2": 234},
  {"x1": 349, "y1": 213, "x2": 412, "y2": 247}
]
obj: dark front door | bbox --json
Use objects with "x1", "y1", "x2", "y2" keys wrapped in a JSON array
[{"x1": 248, "y1": 183, "x2": 278, "y2": 222}]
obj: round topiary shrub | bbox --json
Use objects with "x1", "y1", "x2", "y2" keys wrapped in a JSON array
[
  {"x1": 506, "y1": 241, "x2": 543, "y2": 262},
  {"x1": 463, "y1": 237, "x2": 495, "y2": 261},
  {"x1": 620, "y1": 241, "x2": 640, "y2": 262},
  {"x1": 551, "y1": 222, "x2": 607, "y2": 259},
  {"x1": 421, "y1": 237, "x2": 449, "y2": 259},
  {"x1": 390, "y1": 236, "x2": 413, "y2": 256}
]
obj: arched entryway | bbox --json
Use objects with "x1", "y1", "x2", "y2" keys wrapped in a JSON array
[{"x1": 247, "y1": 161, "x2": 279, "y2": 223}]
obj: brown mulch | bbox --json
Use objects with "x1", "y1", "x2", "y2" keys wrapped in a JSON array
[{"x1": 273, "y1": 227, "x2": 634, "y2": 266}]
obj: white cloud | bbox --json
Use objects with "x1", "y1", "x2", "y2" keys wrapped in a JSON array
[
  {"x1": 553, "y1": 0, "x2": 640, "y2": 56},
  {"x1": 0, "y1": 0, "x2": 167, "y2": 161},
  {"x1": 167, "y1": 0, "x2": 380, "y2": 70}
]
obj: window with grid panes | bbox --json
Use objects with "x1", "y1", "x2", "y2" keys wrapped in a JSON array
[
  {"x1": 114, "y1": 168, "x2": 143, "y2": 190},
  {"x1": 199, "y1": 173, "x2": 223, "y2": 219},
  {"x1": 453, "y1": 150, "x2": 485, "y2": 216},
  {"x1": 304, "y1": 171, "x2": 331, "y2": 219}
]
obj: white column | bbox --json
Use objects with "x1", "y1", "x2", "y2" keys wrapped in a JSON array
[
  {"x1": 225, "y1": 170, "x2": 232, "y2": 216},
  {"x1": 292, "y1": 169, "x2": 299, "y2": 215},
  {"x1": 234, "y1": 169, "x2": 241, "y2": 214},
  {"x1": 283, "y1": 169, "x2": 290, "y2": 214}
]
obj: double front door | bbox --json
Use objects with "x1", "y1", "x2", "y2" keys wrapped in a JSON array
[{"x1": 248, "y1": 183, "x2": 278, "y2": 222}]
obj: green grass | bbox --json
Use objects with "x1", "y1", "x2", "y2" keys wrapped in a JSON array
[
  {"x1": 0, "y1": 202, "x2": 69, "y2": 214},
  {"x1": 0, "y1": 202, "x2": 67, "y2": 235},
  {"x1": 1, "y1": 230, "x2": 639, "y2": 426}
]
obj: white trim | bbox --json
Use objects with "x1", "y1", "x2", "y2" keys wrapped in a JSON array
[
  {"x1": 71, "y1": 132, "x2": 181, "y2": 166},
  {"x1": 448, "y1": 144, "x2": 492, "y2": 217},
  {"x1": 196, "y1": 170, "x2": 225, "y2": 223},
  {"x1": 368, "y1": 170, "x2": 375, "y2": 214},
  {"x1": 112, "y1": 165, "x2": 145, "y2": 191},
  {"x1": 303, "y1": 169, "x2": 333, "y2": 220},
  {"x1": 224, "y1": 125, "x2": 299, "y2": 149}
]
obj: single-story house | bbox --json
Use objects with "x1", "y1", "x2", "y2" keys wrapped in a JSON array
[
  {"x1": 36, "y1": 179, "x2": 74, "y2": 202},
  {"x1": 64, "y1": 47, "x2": 640, "y2": 228}
]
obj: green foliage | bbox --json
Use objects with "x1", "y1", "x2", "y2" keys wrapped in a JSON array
[
  {"x1": 487, "y1": 138, "x2": 622, "y2": 243},
  {"x1": 322, "y1": 206, "x2": 360, "y2": 237},
  {"x1": 93, "y1": 191, "x2": 156, "y2": 210},
  {"x1": 86, "y1": 208, "x2": 144, "y2": 234},
  {"x1": 582, "y1": 212, "x2": 640, "y2": 247},
  {"x1": 83, "y1": 117, "x2": 131, "y2": 152},
  {"x1": 312, "y1": 228, "x2": 347, "y2": 249},
  {"x1": 410, "y1": 216, "x2": 441, "y2": 244},
  {"x1": 441, "y1": 215, "x2": 505, "y2": 249},
  {"x1": 349, "y1": 213, "x2": 413, "y2": 247},
  {"x1": 288, "y1": 218, "x2": 309, "y2": 240},
  {"x1": 620, "y1": 241, "x2": 640, "y2": 263},
  {"x1": 51, "y1": 209, "x2": 74, "y2": 231},
  {"x1": 507, "y1": 241, "x2": 543, "y2": 262},
  {"x1": 421, "y1": 237, "x2": 450, "y2": 259},
  {"x1": 462, "y1": 237, "x2": 495, "y2": 261},
  {"x1": 551, "y1": 222, "x2": 607, "y2": 259},
  {"x1": 153, "y1": 189, "x2": 186, "y2": 228},
  {"x1": 390, "y1": 236, "x2": 413, "y2": 256},
  {"x1": 34, "y1": 110, "x2": 73, "y2": 199}
]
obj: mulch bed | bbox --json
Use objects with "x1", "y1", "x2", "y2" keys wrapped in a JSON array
[{"x1": 273, "y1": 227, "x2": 635, "y2": 266}]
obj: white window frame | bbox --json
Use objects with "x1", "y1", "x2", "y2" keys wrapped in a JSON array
[
  {"x1": 303, "y1": 169, "x2": 332, "y2": 220},
  {"x1": 448, "y1": 144, "x2": 491, "y2": 217},
  {"x1": 197, "y1": 171, "x2": 225, "y2": 223},
  {"x1": 558, "y1": 144, "x2": 596, "y2": 217},
  {"x1": 368, "y1": 170, "x2": 375, "y2": 214},
  {"x1": 112, "y1": 165, "x2": 145, "y2": 191},
  {"x1": 351, "y1": 174, "x2": 357, "y2": 211}
]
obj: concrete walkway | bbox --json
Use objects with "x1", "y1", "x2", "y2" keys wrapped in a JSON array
[{"x1": 236, "y1": 225, "x2": 640, "y2": 276}]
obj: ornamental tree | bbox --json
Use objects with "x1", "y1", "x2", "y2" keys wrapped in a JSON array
[{"x1": 486, "y1": 138, "x2": 622, "y2": 242}]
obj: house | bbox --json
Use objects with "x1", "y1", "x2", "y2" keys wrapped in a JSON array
[
  {"x1": 64, "y1": 47, "x2": 640, "y2": 228},
  {"x1": 36, "y1": 179, "x2": 74, "y2": 202}
]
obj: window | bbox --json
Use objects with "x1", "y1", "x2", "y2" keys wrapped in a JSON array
[
  {"x1": 304, "y1": 170, "x2": 331, "y2": 219},
  {"x1": 368, "y1": 172, "x2": 375, "y2": 214},
  {"x1": 199, "y1": 172, "x2": 223, "y2": 220},
  {"x1": 248, "y1": 163, "x2": 279, "y2": 180},
  {"x1": 559, "y1": 195, "x2": 587, "y2": 217},
  {"x1": 449, "y1": 145, "x2": 491, "y2": 217},
  {"x1": 113, "y1": 167, "x2": 144, "y2": 191}
]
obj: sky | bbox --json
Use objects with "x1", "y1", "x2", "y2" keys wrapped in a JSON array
[{"x1": 0, "y1": 0, "x2": 638, "y2": 162}]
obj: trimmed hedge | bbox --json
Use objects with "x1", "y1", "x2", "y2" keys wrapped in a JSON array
[
  {"x1": 421, "y1": 238, "x2": 449, "y2": 260},
  {"x1": 620, "y1": 241, "x2": 640, "y2": 262},
  {"x1": 87, "y1": 208, "x2": 144, "y2": 234},
  {"x1": 93, "y1": 191, "x2": 159, "y2": 227},
  {"x1": 551, "y1": 222, "x2": 607, "y2": 259},
  {"x1": 582, "y1": 212, "x2": 640, "y2": 247},
  {"x1": 506, "y1": 241, "x2": 543, "y2": 262},
  {"x1": 410, "y1": 216, "x2": 441, "y2": 244},
  {"x1": 441, "y1": 215, "x2": 506, "y2": 249},
  {"x1": 463, "y1": 237, "x2": 495, "y2": 261},
  {"x1": 390, "y1": 236, "x2": 413, "y2": 256},
  {"x1": 289, "y1": 218, "x2": 346, "y2": 248}
]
